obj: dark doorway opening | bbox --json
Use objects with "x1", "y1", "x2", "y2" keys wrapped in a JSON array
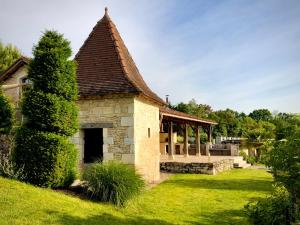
[{"x1": 84, "y1": 128, "x2": 103, "y2": 163}]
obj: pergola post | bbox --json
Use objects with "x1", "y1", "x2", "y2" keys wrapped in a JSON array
[
  {"x1": 205, "y1": 125, "x2": 212, "y2": 156},
  {"x1": 184, "y1": 124, "x2": 189, "y2": 157},
  {"x1": 195, "y1": 125, "x2": 201, "y2": 156},
  {"x1": 208, "y1": 125, "x2": 212, "y2": 143},
  {"x1": 168, "y1": 121, "x2": 174, "y2": 159}
]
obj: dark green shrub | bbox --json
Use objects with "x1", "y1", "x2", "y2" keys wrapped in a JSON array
[
  {"x1": 245, "y1": 186, "x2": 296, "y2": 225},
  {"x1": 13, "y1": 31, "x2": 78, "y2": 187},
  {"x1": 0, "y1": 88, "x2": 14, "y2": 134},
  {"x1": 246, "y1": 155, "x2": 258, "y2": 165},
  {"x1": 22, "y1": 31, "x2": 78, "y2": 134},
  {"x1": 239, "y1": 151, "x2": 258, "y2": 165},
  {"x1": 239, "y1": 150, "x2": 247, "y2": 161},
  {"x1": 0, "y1": 134, "x2": 12, "y2": 157},
  {"x1": 82, "y1": 162, "x2": 145, "y2": 206},
  {"x1": 14, "y1": 128, "x2": 77, "y2": 187},
  {"x1": 22, "y1": 90, "x2": 78, "y2": 136},
  {"x1": 265, "y1": 131, "x2": 300, "y2": 201}
]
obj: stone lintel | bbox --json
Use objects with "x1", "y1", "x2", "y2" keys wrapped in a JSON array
[{"x1": 81, "y1": 123, "x2": 113, "y2": 128}]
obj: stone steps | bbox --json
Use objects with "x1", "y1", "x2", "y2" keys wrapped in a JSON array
[{"x1": 233, "y1": 159, "x2": 251, "y2": 169}]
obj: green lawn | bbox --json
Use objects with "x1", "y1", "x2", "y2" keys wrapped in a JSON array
[{"x1": 0, "y1": 169, "x2": 273, "y2": 225}]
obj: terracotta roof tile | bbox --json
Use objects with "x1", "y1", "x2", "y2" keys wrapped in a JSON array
[{"x1": 75, "y1": 9, "x2": 166, "y2": 105}]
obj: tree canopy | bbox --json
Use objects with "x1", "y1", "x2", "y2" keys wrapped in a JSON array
[
  {"x1": 172, "y1": 99, "x2": 212, "y2": 119},
  {"x1": 0, "y1": 41, "x2": 21, "y2": 74},
  {"x1": 249, "y1": 109, "x2": 272, "y2": 121},
  {"x1": 171, "y1": 99, "x2": 299, "y2": 142}
]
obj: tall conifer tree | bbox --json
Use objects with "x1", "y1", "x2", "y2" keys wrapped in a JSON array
[{"x1": 14, "y1": 31, "x2": 78, "y2": 187}]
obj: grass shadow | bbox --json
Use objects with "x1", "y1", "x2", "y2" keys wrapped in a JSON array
[
  {"x1": 165, "y1": 178, "x2": 273, "y2": 192},
  {"x1": 187, "y1": 209, "x2": 250, "y2": 225},
  {"x1": 46, "y1": 210, "x2": 174, "y2": 225}
]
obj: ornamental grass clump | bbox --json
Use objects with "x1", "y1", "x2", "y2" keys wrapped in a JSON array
[{"x1": 82, "y1": 161, "x2": 145, "y2": 206}]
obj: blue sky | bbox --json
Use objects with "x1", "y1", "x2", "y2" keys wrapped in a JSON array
[{"x1": 0, "y1": 0, "x2": 299, "y2": 113}]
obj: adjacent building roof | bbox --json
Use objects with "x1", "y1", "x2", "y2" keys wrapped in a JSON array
[
  {"x1": 0, "y1": 56, "x2": 30, "y2": 82},
  {"x1": 75, "y1": 8, "x2": 166, "y2": 106},
  {"x1": 160, "y1": 106, "x2": 217, "y2": 125}
]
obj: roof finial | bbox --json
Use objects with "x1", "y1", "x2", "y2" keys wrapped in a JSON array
[{"x1": 105, "y1": 7, "x2": 108, "y2": 16}]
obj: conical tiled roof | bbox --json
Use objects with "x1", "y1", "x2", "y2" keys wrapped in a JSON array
[{"x1": 75, "y1": 8, "x2": 166, "y2": 105}]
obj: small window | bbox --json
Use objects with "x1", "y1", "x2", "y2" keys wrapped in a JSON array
[{"x1": 148, "y1": 128, "x2": 151, "y2": 138}]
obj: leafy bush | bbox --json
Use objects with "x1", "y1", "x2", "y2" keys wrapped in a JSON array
[
  {"x1": 13, "y1": 31, "x2": 78, "y2": 187},
  {"x1": 246, "y1": 155, "x2": 258, "y2": 165},
  {"x1": 265, "y1": 131, "x2": 300, "y2": 202},
  {"x1": 82, "y1": 162, "x2": 145, "y2": 206},
  {"x1": 239, "y1": 151, "x2": 258, "y2": 165},
  {"x1": 0, "y1": 88, "x2": 14, "y2": 134},
  {"x1": 245, "y1": 186, "x2": 296, "y2": 225},
  {"x1": 239, "y1": 150, "x2": 247, "y2": 160},
  {"x1": 13, "y1": 128, "x2": 77, "y2": 187},
  {"x1": 177, "y1": 136, "x2": 184, "y2": 143},
  {"x1": 0, "y1": 134, "x2": 13, "y2": 157}
]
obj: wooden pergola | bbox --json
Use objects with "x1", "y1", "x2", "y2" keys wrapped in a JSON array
[{"x1": 160, "y1": 107, "x2": 217, "y2": 158}]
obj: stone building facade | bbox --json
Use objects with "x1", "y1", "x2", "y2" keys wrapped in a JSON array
[
  {"x1": 72, "y1": 94, "x2": 160, "y2": 182},
  {"x1": 0, "y1": 10, "x2": 164, "y2": 183},
  {"x1": 0, "y1": 9, "x2": 216, "y2": 183}
]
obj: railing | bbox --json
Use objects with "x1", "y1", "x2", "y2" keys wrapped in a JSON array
[
  {"x1": 161, "y1": 143, "x2": 239, "y2": 156},
  {"x1": 198, "y1": 143, "x2": 239, "y2": 156}
]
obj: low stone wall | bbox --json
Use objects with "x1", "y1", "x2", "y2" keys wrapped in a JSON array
[{"x1": 160, "y1": 159, "x2": 234, "y2": 175}]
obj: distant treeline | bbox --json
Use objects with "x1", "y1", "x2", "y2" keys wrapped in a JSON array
[{"x1": 171, "y1": 99, "x2": 300, "y2": 141}]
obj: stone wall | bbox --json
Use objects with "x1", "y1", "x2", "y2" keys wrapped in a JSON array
[
  {"x1": 2, "y1": 68, "x2": 161, "y2": 183},
  {"x1": 134, "y1": 96, "x2": 160, "y2": 182},
  {"x1": 2, "y1": 66, "x2": 27, "y2": 123},
  {"x1": 76, "y1": 94, "x2": 160, "y2": 183},
  {"x1": 160, "y1": 159, "x2": 234, "y2": 175},
  {"x1": 76, "y1": 94, "x2": 135, "y2": 165},
  {"x1": 2, "y1": 66, "x2": 27, "y2": 106}
]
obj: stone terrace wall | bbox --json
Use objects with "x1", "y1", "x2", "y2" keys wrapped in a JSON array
[{"x1": 160, "y1": 159, "x2": 234, "y2": 175}]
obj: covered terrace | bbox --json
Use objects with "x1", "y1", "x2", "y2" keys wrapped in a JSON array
[{"x1": 159, "y1": 107, "x2": 217, "y2": 159}]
